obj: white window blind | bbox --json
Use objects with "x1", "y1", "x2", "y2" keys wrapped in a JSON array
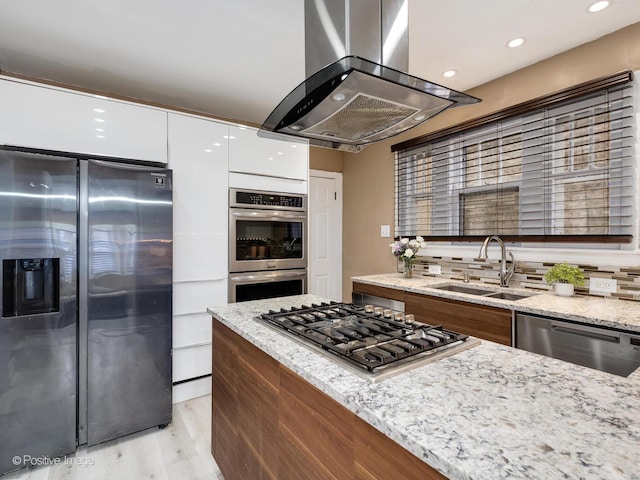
[{"x1": 394, "y1": 77, "x2": 635, "y2": 245}]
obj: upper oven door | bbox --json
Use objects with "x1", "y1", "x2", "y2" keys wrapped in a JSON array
[{"x1": 229, "y1": 208, "x2": 307, "y2": 272}]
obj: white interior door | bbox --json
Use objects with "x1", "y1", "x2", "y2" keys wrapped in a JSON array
[{"x1": 309, "y1": 170, "x2": 342, "y2": 301}]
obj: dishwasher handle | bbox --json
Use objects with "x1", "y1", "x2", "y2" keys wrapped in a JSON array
[{"x1": 550, "y1": 322, "x2": 620, "y2": 343}]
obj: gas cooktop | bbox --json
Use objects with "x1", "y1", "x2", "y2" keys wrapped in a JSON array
[{"x1": 256, "y1": 301, "x2": 479, "y2": 381}]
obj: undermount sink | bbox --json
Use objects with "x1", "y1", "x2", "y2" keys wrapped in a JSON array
[
  {"x1": 484, "y1": 291, "x2": 530, "y2": 301},
  {"x1": 433, "y1": 284, "x2": 533, "y2": 301},
  {"x1": 433, "y1": 284, "x2": 494, "y2": 296}
]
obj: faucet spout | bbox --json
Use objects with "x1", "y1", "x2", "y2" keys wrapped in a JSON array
[{"x1": 478, "y1": 235, "x2": 514, "y2": 287}]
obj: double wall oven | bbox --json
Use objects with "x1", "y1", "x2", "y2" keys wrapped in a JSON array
[{"x1": 229, "y1": 188, "x2": 307, "y2": 302}]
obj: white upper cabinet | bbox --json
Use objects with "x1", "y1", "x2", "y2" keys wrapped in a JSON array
[
  {"x1": 228, "y1": 125, "x2": 308, "y2": 181},
  {"x1": 168, "y1": 113, "x2": 229, "y2": 282},
  {"x1": 0, "y1": 78, "x2": 168, "y2": 163}
]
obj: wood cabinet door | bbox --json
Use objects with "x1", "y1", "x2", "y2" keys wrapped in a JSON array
[
  {"x1": 278, "y1": 366, "x2": 354, "y2": 480},
  {"x1": 211, "y1": 320, "x2": 239, "y2": 480},
  {"x1": 237, "y1": 338, "x2": 280, "y2": 479},
  {"x1": 351, "y1": 282, "x2": 406, "y2": 302},
  {"x1": 354, "y1": 419, "x2": 446, "y2": 480},
  {"x1": 405, "y1": 292, "x2": 512, "y2": 345}
]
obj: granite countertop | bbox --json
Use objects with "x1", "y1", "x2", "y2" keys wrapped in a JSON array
[
  {"x1": 208, "y1": 295, "x2": 640, "y2": 480},
  {"x1": 352, "y1": 273, "x2": 640, "y2": 332}
]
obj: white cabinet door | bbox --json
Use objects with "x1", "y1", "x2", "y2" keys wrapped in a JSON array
[
  {"x1": 228, "y1": 125, "x2": 308, "y2": 181},
  {"x1": 168, "y1": 113, "x2": 229, "y2": 391},
  {"x1": 172, "y1": 344, "x2": 212, "y2": 383},
  {"x1": 173, "y1": 279, "x2": 227, "y2": 348},
  {"x1": 168, "y1": 113, "x2": 229, "y2": 282},
  {"x1": 0, "y1": 78, "x2": 168, "y2": 162}
]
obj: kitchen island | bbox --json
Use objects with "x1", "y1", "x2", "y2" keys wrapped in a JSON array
[{"x1": 208, "y1": 295, "x2": 640, "y2": 480}]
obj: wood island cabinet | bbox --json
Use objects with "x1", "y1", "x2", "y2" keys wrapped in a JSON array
[
  {"x1": 212, "y1": 320, "x2": 279, "y2": 480},
  {"x1": 211, "y1": 318, "x2": 446, "y2": 480},
  {"x1": 352, "y1": 282, "x2": 513, "y2": 346},
  {"x1": 404, "y1": 292, "x2": 512, "y2": 346},
  {"x1": 350, "y1": 282, "x2": 406, "y2": 303},
  {"x1": 355, "y1": 420, "x2": 446, "y2": 480},
  {"x1": 211, "y1": 320, "x2": 239, "y2": 479}
]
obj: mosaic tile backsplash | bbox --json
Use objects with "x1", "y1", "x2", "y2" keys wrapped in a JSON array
[{"x1": 401, "y1": 256, "x2": 640, "y2": 302}]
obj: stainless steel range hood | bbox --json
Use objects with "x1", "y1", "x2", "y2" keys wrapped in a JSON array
[{"x1": 259, "y1": 0, "x2": 481, "y2": 152}]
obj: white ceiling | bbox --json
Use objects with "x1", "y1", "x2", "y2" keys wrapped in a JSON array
[{"x1": 0, "y1": 1, "x2": 639, "y2": 127}]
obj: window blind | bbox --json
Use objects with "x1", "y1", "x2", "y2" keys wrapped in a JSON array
[{"x1": 394, "y1": 78, "x2": 635, "y2": 245}]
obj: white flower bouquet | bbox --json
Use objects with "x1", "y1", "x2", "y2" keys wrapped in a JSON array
[
  {"x1": 389, "y1": 236, "x2": 426, "y2": 278},
  {"x1": 389, "y1": 236, "x2": 426, "y2": 260}
]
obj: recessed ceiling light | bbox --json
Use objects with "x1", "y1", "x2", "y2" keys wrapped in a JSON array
[
  {"x1": 442, "y1": 69, "x2": 457, "y2": 78},
  {"x1": 507, "y1": 37, "x2": 525, "y2": 48},
  {"x1": 588, "y1": 0, "x2": 610, "y2": 13}
]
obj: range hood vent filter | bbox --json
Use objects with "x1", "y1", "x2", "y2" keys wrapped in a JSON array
[{"x1": 306, "y1": 93, "x2": 418, "y2": 142}]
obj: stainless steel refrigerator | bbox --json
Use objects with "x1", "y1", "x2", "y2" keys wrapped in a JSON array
[{"x1": 0, "y1": 148, "x2": 173, "y2": 475}]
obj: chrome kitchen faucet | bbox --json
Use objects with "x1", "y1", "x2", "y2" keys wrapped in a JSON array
[{"x1": 478, "y1": 236, "x2": 515, "y2": 287}]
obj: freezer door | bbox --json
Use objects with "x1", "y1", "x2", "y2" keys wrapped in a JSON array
[
  {"x1": 0, "y1": 150, "x2": 77, "y2": 475},
  {"x1": 83, "y1": 160, "x2": 172, "y2": 446}
]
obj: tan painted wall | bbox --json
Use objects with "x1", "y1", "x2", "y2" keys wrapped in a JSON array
[
  {"x1": 341, "y1": 21, "x2": 640, "y2": 302},
  {"x1": 309, "y1": 146, "x2": 343, "y2": 172}
]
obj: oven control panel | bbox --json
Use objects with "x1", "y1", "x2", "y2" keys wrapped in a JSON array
[{"x1": 230, "y1": 188, "x2": 306, "y2": 210}]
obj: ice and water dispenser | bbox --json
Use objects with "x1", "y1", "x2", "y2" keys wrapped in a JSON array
[{"x1": 2, "y1": 258, "x2": 59, "y2": 317}]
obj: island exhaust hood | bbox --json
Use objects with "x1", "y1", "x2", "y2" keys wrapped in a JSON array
[{"x1": 259, "y1": 0, "x2": 481, "y2": 152}]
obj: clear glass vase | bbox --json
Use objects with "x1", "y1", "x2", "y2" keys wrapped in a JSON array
[{"x1": 403, "y1": 258, "x2": 413, "y2": 278}]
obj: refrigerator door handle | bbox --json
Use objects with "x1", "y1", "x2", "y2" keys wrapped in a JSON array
[{"x1": 77, "y1": 160, "x2": 89, "y2": 446}]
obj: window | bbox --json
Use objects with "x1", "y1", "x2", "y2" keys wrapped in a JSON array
[{"x1": 393, "y1": 72, "x2": 635, "y2": 245}]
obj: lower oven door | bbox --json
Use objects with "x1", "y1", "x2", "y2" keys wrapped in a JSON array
[{"x1": 229, "y1": 269, "x2": 307, "y2": 303}]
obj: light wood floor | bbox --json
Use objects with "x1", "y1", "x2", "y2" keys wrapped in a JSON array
[{"x1": 4, "y1": 395, "x2": 223, "y2": 480}]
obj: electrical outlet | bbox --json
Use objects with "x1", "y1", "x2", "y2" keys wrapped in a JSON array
[
  {"x1": 428, "y1": 264, "x2": 442, "y2": 275},
  {"x1": 380, "y1": 225, "x2": 390, "y2": 237},
  {"x1": 589, "y1": 278, "x2": 617, "y2": 294}
]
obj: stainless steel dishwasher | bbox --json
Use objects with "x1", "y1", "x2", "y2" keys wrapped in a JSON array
[{"x1": 516, "y1": 313, "x2": 640, "y2": 377}]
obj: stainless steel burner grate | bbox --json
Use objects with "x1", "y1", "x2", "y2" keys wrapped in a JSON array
[{"x1": 256, "y1": 302, "x2": 478, "y2": 379}]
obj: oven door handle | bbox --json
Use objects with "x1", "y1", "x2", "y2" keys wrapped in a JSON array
[
  {"x1": 229, "y1": 270, "x2": 307, "y2": 283},
  {"x1": 230, "y1": 209, "x2": 307, "y2": 221}
]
